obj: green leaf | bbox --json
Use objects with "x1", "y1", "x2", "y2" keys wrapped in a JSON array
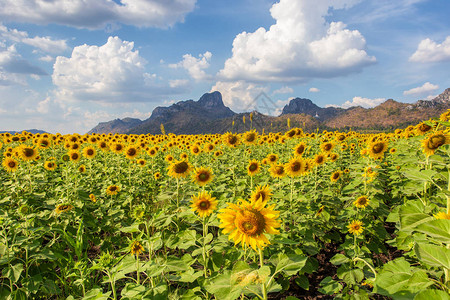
[
  {"x1": 414, "y1": 242, "x2": 450, "y2": 269},
  {"x1": 399, "y1": 201, "x2": 434, "y2": 231},
  {"x1": 269, "y1": 253, "x2": 308, "y2": 276},
  {"x1": 204, "y1": 271, "x2": 243, "y2": 300},
  {"x1": 318, "y1": 277, "x2": 342, "y2": 295},
  {"x1": 120, "y1": 283, "x2": 148, "y2": 299},
  {"x1": 294, "y1": 274, "x2": 309, "y2": 290},
  {"x1": 120, "y1": 223, "x2": 140, "y2": 233},
  {"x1": 414, "y1": 289, "x2": 450, "y2": 300},
  {"x1": 330, "y1": 253, "x2": 351, "y2": 266},
  {"x1": 415, "y1": 219, "x2": 450, "y2": 244},
  {"x1": 337, "y1": 265, "x2": 364, "y2": 285},
  {"x1": 2, "y1": 263, "x2": 23, "y2": 283}
]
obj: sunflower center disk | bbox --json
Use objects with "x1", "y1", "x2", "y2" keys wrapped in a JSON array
[
  {"x1": 236, "y1": 210, "x2": 266, "y2": 236},
  {"x1": 199, "y1": 200, "x2": 210, "y2": 210},
  {"x1": 8, "y1": 162, "x2": 16, "y2": 168},
  {"x1": 174, "y1": 162, "x2": 189, "y2": 173},
  {"x1": 429, "y1": 135, "x2": 445, "y2": 148},
  {"x1": 249, "y1": 164, "x2": 258, "y2": 171},
  {"x1": 24, "y1": 148, "x2": 34, "y2": 157},
  {"x1": 199, "y1": 173, "x2": 209, "y2": 181},
  {"x1": 372, "y1": 143, "x2": 384, "y2": 153}
]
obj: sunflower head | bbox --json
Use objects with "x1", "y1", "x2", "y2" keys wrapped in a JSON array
[
  {"x1": 353, "y1": 196, "x2": 370, "y2": 209},
  {"x1": 269, "y1": 164, "x2": 285, "y2": 178},
  {"x1": 250, "y1": 185, "x2": 272, "y2": 203},
  {"x1": 192, "y1": 167, "x2": 214, "y2": 186},
  {"x1": 247, "y1": 159, "x2": 260, "y2": 176},
  {"x1": 243, "y1": 130, "x2": 258, "y2": 144},
  {"x1": 347, "y1": 220, "x2": 364, "y2": 235},
  {"x1": 168, "y1": 160, "x2": 191, "y2": 178},
  {"x1": 434, "y1": 211, "x2": 450, "y2": 219},
  {"x1": 83, "y1": 146, "x2": 96, "y2": 159},
  {"x1": 106, "y1": 185, "x2": 120, "y2": 196},
  {"x1": 422, "y1": 132, "x2": 450, "y2": 156},
  {"x1": 2, "y1": 157, "x2": 19, "y2": 172},
  {"x1": 314, "y1": 153, "x2": 326, "y2": 166},
  {"x1": 223, "y1": 132, "x2": 240, "y2": 147},
  {"x1": 293, "y1": 143, "x2": 307, "y2": 156},
  {"x1": 285, "y1": 157, "x2": 304, "y2": 177},
  {"x1": 19, "y1": 145, "x2": 38, "y2": 161},
  {"x1": 89, "y1": 194, "x2": 97, "y2": 203},
  {"x1": 367, "y1": 141, "x2": 388, "y2": 159},
  {"x1": 218, "y1": 198, "x2": 281, "y2": 251},
  {"x1": 154, "y1": 172, "x2": 161, "y2": 180},
  {"x1": 320, "y1": 142, "x2": 334, "y2": 153},
  {"x1": 69, "y1": 150, "x2": 81, "y2": 162},
  {"x1": 330, "y1": 170, "x2": 342, "y2": 182},
  {"x1": 124, "y1": 145, "x2": 139, "y2": 159},
  {"x1": 130, "y1": 240, "x2": 144, "y2": 256},
  {"x1": 55, "y1": 204, "x2": 74, "y2": 214},
  {"x1": 190, "y1": 191, "x2": 218, "y2": 218},
  {"x1": 44, "y1": 161, "x2": 57, "y2": 171}
]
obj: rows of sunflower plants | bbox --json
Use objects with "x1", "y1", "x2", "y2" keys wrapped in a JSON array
[{"x1": 0, "y1": 112, "x2": 450, "y2": 299}]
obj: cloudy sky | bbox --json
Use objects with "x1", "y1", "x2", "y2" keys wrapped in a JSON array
[{"x1": 1, "y1": 0, "x2": 450, "y2": 134}]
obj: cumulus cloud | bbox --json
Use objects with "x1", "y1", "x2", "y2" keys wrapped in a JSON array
[
  {"x1": 210, "y1": 81, "x2": 269, "y2": 112},
  {"x1": 217, "y1": 0, "x2": 375, "y2": 83},
  {"x1": 0, "y1": 24, "x2": 68, "y2": 54},
  {"x1": 309, "y1": 87, "x2": 320, "y2": 92},
  {"x1": 409, "y1": 36, "x2": 450, "y2": 63},
  {"x1": 0, "y1": 0, "x2": 197, "y2": 29},
  {"x1": 272, "y1": 86, "x2": 293, "y2": 95},
  {"x1": 52, "y1": 36, "x2": 187, "y2": 103},
  {"x1": 403, "y1": 82, "x2": 439, "y2": 96},
  {"x1": 169, "y1": 51, "x2": 212, "y2": 81},
  {"x1": 327, "y1": 96, "x2": 386, "y2": 109}
]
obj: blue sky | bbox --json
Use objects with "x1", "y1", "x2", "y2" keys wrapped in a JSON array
[{"x1": 1, "y1": 0, "x2": 450, "y2": 134}]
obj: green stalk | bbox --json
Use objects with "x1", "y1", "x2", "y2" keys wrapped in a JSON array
[
  {"x1": 202, "y1": 217, "x2": 209, "y2": 278},
  {"x1": 258, "y1": 248, "x2": 267, "y2": 300}
]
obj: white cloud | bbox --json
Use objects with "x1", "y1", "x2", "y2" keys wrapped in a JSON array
[
  {"x1": 210, "y1": 80, "x2": 269, "y2": 112},
  {"x1": 0, "y1": 0, "x2": 197, "y2": 29},
  {"x1": 403, "y1": 82, "x2": 439, "y2": 96},
  {"x1": 0, "y1": 44, "x2": 45, "y2": 85},
  {"x1": 409, "y1": 36, "x2": 450, "y2": 63},
  {"x1": 272, "y1": 86, "x2": 293, "y2": 95},
  {"x1": 309, "y1": 87, "x2": 320, "y2": 92},
  {"x1": 0, "y1": 24, "x2": 68, "y2": 54},
  {"x1": 169, "y1": 79, "x2": 189, "y2": 88},
  {"x1": 217, "y1": 0, "x2": 375, "y2": 83},
  {"x1": 330, "y1": 96, "x2": 386, "y2": 109},
  {"x1": 170, "y1": 51, "x2": 212, "y2": 81},
  {"x1": 39, "y1": 55, "x2": 54, "y2": 62},
  {"x1": 52, "y1": 36, "x2": 187, "y2": 103}
]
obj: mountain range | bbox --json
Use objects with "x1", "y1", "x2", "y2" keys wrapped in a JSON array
[{"x1": 88, "y1": 88, "x2": 450, "y2": 135}]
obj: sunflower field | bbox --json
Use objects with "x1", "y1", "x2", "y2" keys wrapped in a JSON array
[{"x1": 1, "y1": 113, "x2": 450, "y2": 300}]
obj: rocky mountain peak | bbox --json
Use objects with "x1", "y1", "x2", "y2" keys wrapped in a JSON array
[
  {"x1": 281, "y1": 98, "x2": 320, "y2": 115},
  {"x1": 198, "y1": 91, "x2": 225, "y2": 109}
]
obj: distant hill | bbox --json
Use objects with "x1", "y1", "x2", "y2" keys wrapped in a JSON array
[
  {"x1": 88, "y1": 88, "x2": 450, "y2": 135},
  {"x1": 0, "y1": 129, "x2": 48, "y2": 134}
]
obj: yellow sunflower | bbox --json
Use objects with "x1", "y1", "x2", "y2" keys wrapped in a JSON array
[
  {"x1": 68, "y1": 150, "x2": 81, "y2": 162},
  {"x1": 268, "y1": 164, "x2": 285, "y2": 178},
  {"x1": 110, "y1": 142, "x2": 124, "y2": 154},
  {"x1": 106, "y1": 185, "x2": 120, "y2": 196},
  {"x1": 330, "y1": 170, "x2": 342, "y2": 182},
  {"x1": 78, "y1": 165, "x2": 86, "y2": 173},
  {"x1": 83, "y1": 146, "x2": 96, "y2": 159},
  {"x1": 137, "y1": 159, "x2": 146, "y2": 167},
  {"x1": 2, "y1": 157, "x2": 19, "y2": 172},
  {"x1": 250, "y1": 185, "x2": 272, "y2": 203},
  {"x1": 243, "y1": 130, "x2": 258, "y2": 145},
  {"x1": 367, "y1": 141, "x2": 388, "y2": 159},
  {"x1": 130, "y1": 240, "x2": 144, "y2": 256},
  {"x1": 190, "y1": 191, "x2": 218, "y2": 218},
  {"x1": 284, "y1": 157, "x2": 304, "y2": 177},
  {"x1": 421, "y1": 132, "x2": 450, "y2": 156},
  {"x1": 314, "y1": 153, "x2": 326, "y2": 166},
  {"x1": 415, "y1": 122, "x2": 433, "y2": 135},
  {"x1": 223, "y1": 132, "x2": 240, "y2": 147},
  {"x1": 55, "y1": 204, "x2": 74, "y2": 214},
  {"x1": 218, "y1": 198, "x2": 281, "y2": 250},
  {"x1": 44, "y1": 161, "x2": 57, "y2": 171},
  {"x1": 266, "y1": 153, "x2": 278, "y2": 164},
  {"x1": 293, "y1": 142, "x2": 307, "y2": 156},
  {"x1": 154, "y1": 172, "x2": 161, "y2": 180},
  {"x1": 124, "y1": 145, "x2": 139, "y2": 159},
  {"x1": 320, "y1": 142, "x2": 334, "y2": 153},
  {"x1": 247, "y1": 159, "x2": 260, "y2": 176},
  {"x1": 18, "y1": 145, "x2": 38, "y2": 161},
  {"x1": 347, "y1": 220, "x2": 364, "y2": 235},
  {"x1": 192, "y1": 167, "x2": 214, "y2": 186},
  {"x1": 354, "y1": 196, "x2": 370, "y2": 209},
  {"x1": 434, "y1": 211, "x2": 450, "y2": 219},
  {"x1": 89, "y1": 194, "x2": 97, "y2": 203},
  {"x1": 168, "y1": 160, "x2": 191, "y2": 178}
]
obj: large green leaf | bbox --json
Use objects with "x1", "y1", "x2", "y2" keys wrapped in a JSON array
[
  {"x1": 414, "y1": 242, "x2": 450, "y2": 269},
  {"x1": 399, "y1": 201, "x2": 434, "y2": 231},
  {"x1": 269, "y1": 253, "x2": 308, "y2": 276},
  {"x1": 414, "y1": 289, "x2": 450, "y2": 300},
  {"x1": 415, "y1": 219, "x2": 450, "y2": 244}
]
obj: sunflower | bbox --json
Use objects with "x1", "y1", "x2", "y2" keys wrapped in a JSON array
[
  {"x1": 83, "y1": 146, "x2": 96, "y2": 159},
  {"x1": 106, "y1": 185, "x2": 120, "y2": 196},
  {"x1": 269, "y1": 164, "x2": 285, "y2": 178},
  {"x1": 421, "y1": 132, "x2": 450, "y2": 156},
  {"x1": 190, "y1": 145, "x2": 201, "y2": 155},
  {"x1": 3, "y1": 157, "x2": 19, "y2": 172},
  {"x1": 137, "y1": 159, "x2": 146, "y2": 167},
  {"x1": 293, "y1": 142, "x2": 307, "y2": 156},
  {"x1": 37, "y1": 137, "x2": 51, "y2": 149},
  {"x1": 367, "y1": 141, "x2": 388, "y2": 159},
  {"x1": 329, "y1": 153, "x2": 339, "y2": 162},
  {"x1": 154, "y1": 172, "x2": 161, "y2": 180},
  {"x1": 223, "y1": 132, "x2": 240, "y2": 147},
  {"x1": 347, "y1": 220, "x2": 364, "y2": 235},
  {"x1": 130, "y1": 240, "x2": 144, "y2": 256},
  {"x1": 218, "y1": 198, "x2": 281, "y2": 251},
  {"x1": 243, "y1": 130, "x2": 258, "y2": 145},
  {"x1": 314, "y1": 153, "x2": 326, "y2": 166},
  {"x1": 415, "y1": 122, "x2": 433, "y2": 135},
  {"x1": 439, "y1": 109, "x2": 450, "y2": 122},
  {"x1": 354, "y1": 196, "x2": 370, "y2": 209},
  {"x1": 266, "y1": 153, "x2": 278, "y2": 164},
  {"x1": 55, "y1": 204, "x2": 74, "y2": 214},
  {"x1": 89, "y1": 194, "x2": 97, "y2": 203},
  {"x1": 250, "y1": 185, "x2": 272, "y2": 203},
  {"x1": 124, "y1": 145, "x2": 139, "y2": 159},
  {"x1": 247, "y1": 159, "x2": 260, "y2": 176},
  {"x1": 192, "y1": 167, "x2": 214, "y2": 186},
  {"x1": 320, "y1": 142, "x2": 334, "y2": 153},
  {"x1": 330, "y1": 170, "x2": 342, "y2": 182},
  {"x1": 68, "y1": 150, "x2": 81, "y2": 162},
  {"x1": 284, "y1": 157, "x2": 304, "y2": 177},
  {"x1": 78, "y1": 165, "x2": 86, "y2": 173},
  {"x1": 434, "y1": 211, "x2": 450, "y2": 219},
  {"x1": 19, "y1": 145, "x2": 38, "y2": 161},
  {"x1": 168, "y1": 160, "x2": 191, "y2": 178},
  {"x1": 190, "y1": 191, "x2": 218, "y2": 218},
  {"x1": 165, "y1": 154, "x2": 174, "y2": 162},
  {"x1": 44, "y1": 161, "x2": 57, "y2": 171},
  {"x1": 110, "y1": 142, "x2": 124, "y2": 154},
  {"x1": 204, "y1": 143, "x2": 214, "y2": 152}
]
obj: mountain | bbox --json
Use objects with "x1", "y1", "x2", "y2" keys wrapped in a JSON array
[
  {"x1": 128, "y1": 91, "x2": 235, "y2": 134},
  {"x1": 0, "y1": 129, "x2": 48, "y2": 134},
  {"x1": 88, "y1": 117, "x2": 143, "y2": 134},
  {"x1": 88, "y1": 88, "x2": 450, "y2": 135}
]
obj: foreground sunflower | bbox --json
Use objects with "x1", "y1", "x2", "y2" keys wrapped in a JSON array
[
  {"x1": 347, "y1": 220, "x2": 364, "y2": 235},
  {"x1": 421, "y1": 131, "x2": 450, "y2": 156},
  {"x1": 130, "y1": 240, "x2": 144, "y2": 255},
  {"x1": 247, "y1": 159, "x2": 260, "y2": 176},
  {"x1": 192, "y1": 167, "x2": 214, "y2": 186},
  {"x1": 19, "y1": 145, "x2": 38, "y2": 161},
  {"x1": 190, "y1": 191, "x2": 218, "y2": 218},
  {"x1": 2, "y1": 157, "x2": 19, "y2": 172},
  {"x1": 353, "y1": 196, "x2": 370, "y2": 209},
  {"x1": 285, "y1": 157, "x2": 304, "y2": 177},
  {"x1": 367, "y1": 141, "x2": 388, "y2": 160},
  {"x1": 168, "y1": 160, "x2": 191, "y2": 178},
  {"x1": 218, "y1": 198, "x2": 281, "y2": 250}
]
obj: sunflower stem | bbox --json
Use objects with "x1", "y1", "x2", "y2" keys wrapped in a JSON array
[
  {"x1": 258, "y1": 248, "x2": 267, "y2": 300},
  {"x1": 136, "y1": 253, "x2": 140, "y2": 285},
  {"x1": 202, "y1": 216, "x2": 209, "y2": 278}
]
